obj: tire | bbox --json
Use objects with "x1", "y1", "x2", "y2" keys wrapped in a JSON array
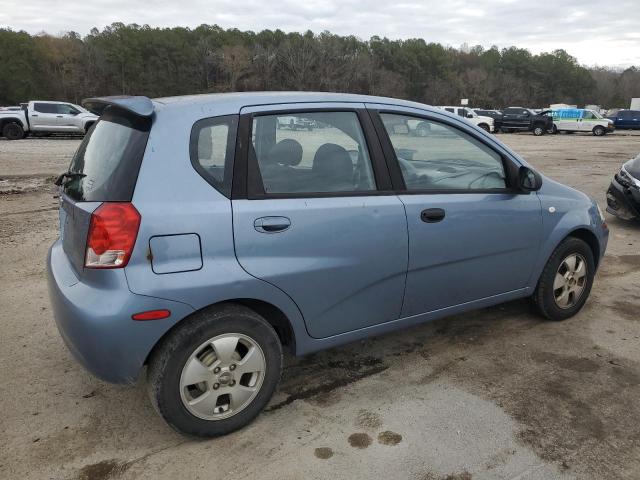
[
  {"x1": 532, "y1": 125, "x2": 545, "y2": 136},
  {"x1": 147, "y1": 304, "x2": 283, "y2": 437},
  {"x1": 593, "y1": 126, "x2": 606, "y2": 136},
  {"x1": 551, "y1": 125, "x2": 558, "y2": 134},
  {"x1": 2, "y1": 122, "x2": 24, "y2": 140},
  {"x1": 532, "y1": 237, "x2": 595, "y2": 321},
  {"x1": 478, "y1": 123, "x2": 490, "y2": 132}
]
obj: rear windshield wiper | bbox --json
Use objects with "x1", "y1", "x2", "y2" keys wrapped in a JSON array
[{"x1": 54, "y1": 171, "x2": 86, "y2": 186}]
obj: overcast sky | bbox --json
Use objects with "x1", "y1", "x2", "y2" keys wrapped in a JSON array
[{"x1": 1, "y1": 0, "x2": 639, "y2": 67}]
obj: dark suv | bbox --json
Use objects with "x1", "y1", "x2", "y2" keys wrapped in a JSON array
[
  {"x1": 501, "y1": 107, "x2": 553, "y2": 136},
  {"x1": 607, "y1": 110, "x2": 640, "y2": 130}
]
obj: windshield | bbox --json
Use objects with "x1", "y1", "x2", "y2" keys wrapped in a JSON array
[{"x1": 62, "y1": 110, "x2": 150, "y2": 201}]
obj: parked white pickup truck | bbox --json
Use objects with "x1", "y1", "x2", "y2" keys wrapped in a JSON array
[
  {"x1": 438, "y1": 106, "x2": 495, "y2": 133},
  {"x1": 0, "y1": 101, "x2": 98, "y2": 140}
]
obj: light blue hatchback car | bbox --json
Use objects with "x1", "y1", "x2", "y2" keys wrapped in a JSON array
[{"x1": 48, "y1": 92, "x2": 608, "y2": 437}]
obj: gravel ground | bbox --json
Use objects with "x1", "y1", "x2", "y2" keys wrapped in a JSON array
[{"x1": 1, "y1": 131, "x2": 639, "y2": 480}]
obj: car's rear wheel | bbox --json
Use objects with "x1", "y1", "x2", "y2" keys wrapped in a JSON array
[
  {"x1": 147, "y1": 304, "x2": 282, "y2": 437},
  {"x1": 593, "y1": 126, "x2": 606, "y2": 136},
  {"x1": 533, "y1": 237, "x2": 595, "y2": 321},
  {"x1": 2, "y1": 122, "x2": 24, "y2": 140},
  {"x1": 551, "y1": 125, "x2": 558, "y2": 134}
]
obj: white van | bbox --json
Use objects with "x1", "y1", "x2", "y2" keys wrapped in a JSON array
[
  {"x1": 438, "y1": 106, "x2": 494, "y2": 133},
  {"x1": 549, "y1": 109, "x2": 615, "y2": 136}
]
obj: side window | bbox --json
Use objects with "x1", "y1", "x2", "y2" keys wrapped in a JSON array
[
  {"x1": 457, "y1": 109, "x2": 466, "y2": 117},
  {"x1": 190, "y1": 115, "x2": 238, "y2": 197},
  {"x1": 250, "y1": 111, "x2": 376, "y2": 194},
  {"x1": 57, "y1": 104, "x2": 80, "y2": 115},
  {"x1": 380, "y1": 113, "x2": 507, "y2": 191},
  {"x1": 444, "y1": 107, "x2": 454, "y2": 113},
  {"x1": 620, "y1": 111, "x2": 632, "y2": 119},
  {"x1": 34, "y1": 103, "x2": 56, "y2": 114},
  {"x1": 582, "y1": 111, "x2": 596, "y2": 120}
]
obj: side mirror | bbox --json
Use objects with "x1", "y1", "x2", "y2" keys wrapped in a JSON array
[
  {"x1": 466, "y1": 113, "x2": 474, "y2": 118},
  {"x1": 519, "y1": 166, "x2": 542, "y2": 192}
]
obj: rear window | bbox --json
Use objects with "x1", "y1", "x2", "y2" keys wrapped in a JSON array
[{"x1": 62, "y1": 110, "x2": 150, "y2": 202}]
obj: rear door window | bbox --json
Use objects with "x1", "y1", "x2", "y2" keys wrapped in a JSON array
[
  {"x1": 250, "y1": 111, "x2": 376, "y2": 194},
  {"x1": 34, "y1": 103, "x2": 57, "y2": 114},
  {"x1": 62, "y1": 110, "x2": 150, "y2": 201}
]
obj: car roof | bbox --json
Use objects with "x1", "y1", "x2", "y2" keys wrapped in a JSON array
[
  {"x1": 84, "y1": 92, "x2": 445, "y2": 119},
  {"x1": 151, "y1": 91, "x2": 439, "y2": 115}
]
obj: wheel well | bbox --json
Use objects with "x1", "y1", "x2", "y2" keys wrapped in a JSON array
[
  {"x1": 233, "y1": 299, "x2": 295, "y2": 353},
  {"x1": 567, "y1": 228, "x2": 601, "y2": 267},
  {"x1": 84, "y1": 121, "x2": 95, "y2": 132},
  {"x1": 0, "y1": 118, "x2": 24, "y2": 129},
  {"x1": 144, "y1": 299, "x2": 296, "y2": 367}
]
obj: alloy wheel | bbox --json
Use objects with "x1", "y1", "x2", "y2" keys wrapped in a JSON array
[
  {"x1": 179, "y1": 333, "x2": 266, "y2": 420},
  {"x1": 553, "y1": 253, "x2": 588, "y2": 309}
]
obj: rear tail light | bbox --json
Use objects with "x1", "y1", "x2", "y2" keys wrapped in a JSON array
[{"x1": 85, "y1": 202, "x2": 141, "y2": 269}]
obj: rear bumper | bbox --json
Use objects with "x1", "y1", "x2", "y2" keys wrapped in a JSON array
[
  {"x1": 47, "y1": 239, "x2": 194, "y2": 384},
  {"x1": 606, "y1": 176, "x2": 640, "y2": 221}
]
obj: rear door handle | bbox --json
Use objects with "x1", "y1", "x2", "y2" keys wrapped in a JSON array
[
  {"x1": 421, "y1": 208, "x2": 445, "y2": 223},
  {"x1": 254, "y1": 216, "x2": 291, "y2": 233}
]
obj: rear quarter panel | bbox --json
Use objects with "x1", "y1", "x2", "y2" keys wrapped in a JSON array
[{"x1": 124, "y1": 105, "x2": 308, "y2": 349}]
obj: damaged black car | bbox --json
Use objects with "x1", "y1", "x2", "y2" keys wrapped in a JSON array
[{"x1": 607, "y1": 153, "x2": 640, "y2": 221}]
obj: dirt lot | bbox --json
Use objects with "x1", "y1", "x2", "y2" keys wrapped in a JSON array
[{"x1": 1, "y1": 131, "x2": 639, "y2": 480}]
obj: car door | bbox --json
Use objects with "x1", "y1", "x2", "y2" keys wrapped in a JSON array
[
  {"x1": 231, "y1": 104, "x2": 409, "y2": 339},
  {"x1": 631, "y1": 111, "x2": 640, "y2": 129},
  {"x1": 580, "y1": 110, "x2": 597, "y2": 132},
  {"x1": 617, "y1": 110, "x2": 632, "y2": 129},
  {"x1": 55, "y1": 103, "x2": 83, "y2": 132},
  {"x1": 30, "y1": 102, "x2": 61, "y2": 131},
  {"x1": 368, "y1": 105, "x2": 542, "y2": 317},
  {"x1": 501, "y1": 108, "x2": 519, "y2": 130}
]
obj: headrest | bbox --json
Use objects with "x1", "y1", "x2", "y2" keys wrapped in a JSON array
[
  {"x1": 267, "y1": 139, "x2": 303, "y2": 166},
  {"x1": 312, "y1": 143, "x2": 353, "y2": 178}
]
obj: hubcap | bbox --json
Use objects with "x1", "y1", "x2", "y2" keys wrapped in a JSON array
[
  {"x1": 553, "y1": 253, "x2": 588, "y2": 309},
  {"x1": 179, "y1": 333, "x2": 266, "y2": 421}
]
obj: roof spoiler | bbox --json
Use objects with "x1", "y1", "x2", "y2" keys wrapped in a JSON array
[{"x1": 82, "y1": 96, "x2": 154, "y2": 117}]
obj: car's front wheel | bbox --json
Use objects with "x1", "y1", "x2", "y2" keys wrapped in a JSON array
[
  {"x1": 532, "y1": 125, "x2": 546, "y2": 136},
  {"x1": 533, "y1": 237, "x2": 595, "y2": 321},
  {"x1": 593, "y1": 126, "x2": 606, "y2": 136},
  {"x1": 147, "y1": 304, "x2": 283, "y2": 437}
]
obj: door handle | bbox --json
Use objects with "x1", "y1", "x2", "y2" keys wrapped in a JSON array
[
  {"x1": 31, "y1": 114, "x2": 38, "y2": 117},
  {"x1": 254, "y1": 216, "x2": 291, "y2": 233},
  {"x1": 56, "y1": 115, "x2": 63, "y2": 118},
  {"x1": 421, "y1": 208, "x2": 445, "y2": 223}
]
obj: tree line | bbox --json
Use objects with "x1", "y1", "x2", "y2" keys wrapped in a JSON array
[{"x1": 1, "y1": 23, "x2": 638, "y2": 109}]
